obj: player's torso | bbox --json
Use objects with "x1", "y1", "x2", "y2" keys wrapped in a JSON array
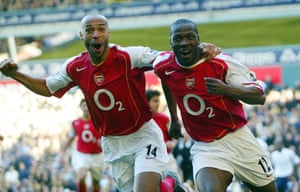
[
  {"x1": 73, "y1": 118, "x2": 102, "y2": 153},
  {"x1": 155, "y1": 53, "x2": 247, "y2": 141},
  {"x1": 68, "y1": 49, "x2": 152, "y2": 136}
]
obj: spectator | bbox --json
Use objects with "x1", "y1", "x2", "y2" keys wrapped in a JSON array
[
  {"x1": 18, "y1": 161, "x2": 30, "y2": 184},
  {"x1": 270, "y1": 138, "x2": 300, "y2": 192},
  {"x1": 4, "y1": 165, "x2": 20, "y2": 191}
]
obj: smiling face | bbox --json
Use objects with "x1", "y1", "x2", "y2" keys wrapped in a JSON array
[
  {"x1": 80, "y1": 15, "x2": 110, "y2": 65},
  {"x1": 170, "y1": 19, "x2": 202, "y2": 67}
]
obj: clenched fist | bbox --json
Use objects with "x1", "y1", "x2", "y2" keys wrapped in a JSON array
[{"x1": 0, "y1": 58, "x2": 18, "y2": 77}]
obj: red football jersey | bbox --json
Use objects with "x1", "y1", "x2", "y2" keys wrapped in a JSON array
[
  {"x1": 154, "y1": 52, "x2": 262, "y2": 142},
  {"x1": 152, "y1": 112, "x2": 172, "y2": 153},
  {"x1": 153, "y1": 112, "x2": 170, "y2": 142},
  {"x1": 72, "y1": 118, "x2": 102, "y2": 153},
  {"x1": 46, "y1": 44, "x2": 160, "y2": 136}
]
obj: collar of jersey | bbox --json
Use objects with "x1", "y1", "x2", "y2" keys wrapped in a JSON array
[{"x1": 176, "y1": 57, "x2": 206, "y2": 69}]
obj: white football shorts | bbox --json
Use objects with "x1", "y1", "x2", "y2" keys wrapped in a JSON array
[
  {"x1": 191, "y1": 126, "x2": 275, "y2": 187},
  {"x1": 71, "y1": 150, "x2": 104, "y2": 180},
  {"x1": 101, "y1": 119, "x2": 169, "y2": 192}
]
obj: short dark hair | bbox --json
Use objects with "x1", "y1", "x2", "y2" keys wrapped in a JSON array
[
  {"x1": 170, "y1": 18, "x2": 198, "y2": 34},
  {"x1": 145, "y1": 89, "x2": 161, "y2": 101}
]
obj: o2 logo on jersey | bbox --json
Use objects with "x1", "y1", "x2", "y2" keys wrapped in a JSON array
[
  {"x1": 94, "y1": 88, "x2": 125, "y2": 111},
  {"x1": 183, "y1": 93, "x2": 215, "y2": 118},
  {"x1": 81, "y1": 130, "x2": 96, "y2": 143}
]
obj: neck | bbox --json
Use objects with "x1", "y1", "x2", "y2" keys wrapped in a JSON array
[
  {"x1": 92, "y1": 47, "x2": 110, "y2": 66},
  {"x1": 92, "y1": 60, "x2": 104, "y2": 66}
]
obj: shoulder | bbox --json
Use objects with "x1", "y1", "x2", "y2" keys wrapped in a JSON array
[
  {"x1": 153, "y1": 51, "x2": 174, "y2": 69},
  {"x1": 72, "y1": 118, "x2": 83, "y2": 127},
  {"x1": 64, "y1": 52, "x2": 89, "y2": 71},
  {"x1": 110, "y1": 43, "x2": 158, "y2": 56},
  {"x1": 216, "y1": 53, "x2": 248, "y2": 71},
  {"x1": 67, "y1": 52, "x2": 89, "y2": 64}
]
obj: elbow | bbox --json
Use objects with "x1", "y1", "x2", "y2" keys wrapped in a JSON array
[
  {"x1": 250, "y1": 87, "x2": 266, "y2": 105},
  {"x1": 43, "y1": 93, "x2": 53, "y2": 97},
  {"x1": 242, "y1": 94, "x2": 265, "y2": 105},
  {"x1": 36, "y1": 88, "x2": 53, "y2": 97}
]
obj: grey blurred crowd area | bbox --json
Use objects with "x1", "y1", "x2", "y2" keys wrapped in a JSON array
[
  {"x1": 0, "y1": 0, "x2": 152, "y2": 12},
  {"x1": 0, "y1": 86, "x2": 119, "y2": 191}
]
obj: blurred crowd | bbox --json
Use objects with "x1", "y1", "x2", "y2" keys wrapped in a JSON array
[
  {"x1": 0, "y1": 78, "x2": 300, "y2": 191},
  {"x1": 0, "y1": 0, "x2": 147, "y2": 12}
]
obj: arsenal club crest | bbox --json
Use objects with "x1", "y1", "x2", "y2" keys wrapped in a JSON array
[
  {"x1": 186, "y1": 77, "x2": 195, "y2": 89},
  {"x1": 94, "y1": 73, "x2": 104, "y2": 86}
]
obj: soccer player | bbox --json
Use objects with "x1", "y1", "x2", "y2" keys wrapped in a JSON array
[
  {"x1": 270, "y1": 138, "x2": 300, "y2": 192},
  {"x1": 0, "y1": 14, "x2": 219, "y2": 192},
  {"x1": 60, "y1": 99, "x2": 103, "y2": 192},
  {"x1": 153, "y1": 18, "x2": 277, "y2": 192}
]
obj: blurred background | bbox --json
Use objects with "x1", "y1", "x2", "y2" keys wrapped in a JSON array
[{"x1": 0, "y1": 0, "x2": 300, "y2": 191}]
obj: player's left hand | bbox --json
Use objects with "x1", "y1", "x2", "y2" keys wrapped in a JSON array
[
  {"x1": 200, "y1": 42, "x2": 221, "y2": 60},
  {"x1": 204, "y1": 77, "x2": 227, "y2": 95}
]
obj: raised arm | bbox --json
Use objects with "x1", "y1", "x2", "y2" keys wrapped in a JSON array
[{"x1": 0, "y1": 58, "x2": 52, "y2": 96}]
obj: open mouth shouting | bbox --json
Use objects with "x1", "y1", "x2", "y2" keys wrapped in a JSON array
[
  {"x1": 92, "y1": 43, "x2": 102, "y2": 53},
  {"x1": 179, "y1": 49, "x2": 192, "y2": 59}
]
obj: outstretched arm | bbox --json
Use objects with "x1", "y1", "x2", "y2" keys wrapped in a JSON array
[
  {"x1": 61, "y1": 135, "x2": 76, "y2": 153},
  {"x1": 0, "y1": 58, "x2": 52, "y2": 96}
]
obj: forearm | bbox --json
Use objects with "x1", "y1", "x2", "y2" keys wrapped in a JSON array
[
  {"x1": 223, "y1": 85, "x2": 265, "y2": 105},
  {"x1": 162, "y1": 83, "x2": 178, "y2": 120},
  {"x1": 13, "y1": 72, "x2": 52, "y2": 97},
  {"x1": 62, "y1": 139, "x2": 74, "y2": 153}
]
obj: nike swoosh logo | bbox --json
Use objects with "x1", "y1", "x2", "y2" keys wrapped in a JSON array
[
  {"x1": 76, "y1": 66, "x2": 87, "y2": 72},
  {"x1": 165, "y1": 70, "x2": 176, "y2": 75}
]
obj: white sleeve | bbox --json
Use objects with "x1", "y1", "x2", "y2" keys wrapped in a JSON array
[
  {"x1": 123, "y1": 46, "x2": 161, "y2": 69},
  {"x1": 218, "y1": 54, "x2": 258, "y2": 88},
  {"x1": 292, "y1": 150, "x2": 300, "y2": 164},
  {"x1": 46, "y1": 58, "x2": 74, "y2": 94}
]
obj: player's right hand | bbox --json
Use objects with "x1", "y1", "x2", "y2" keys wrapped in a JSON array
[{"x1": 0, "y1": 58, "x2": 18, "y2": 77}]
